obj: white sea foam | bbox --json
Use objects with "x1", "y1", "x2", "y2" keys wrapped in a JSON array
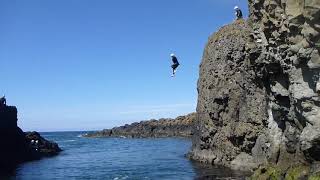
[
  {"x1": 58, "y1": 140, "x2": 76, "y2": 143},
  {"x1": 113, "y1": 175, "x2": 129, "y2": 180}
]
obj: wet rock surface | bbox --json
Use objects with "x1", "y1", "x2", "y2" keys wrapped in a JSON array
[
  {"x1": 0, "y1": 105, "x2": 61, "y2": 174},
  {"x1": 189, "y1": 0, "x2": 320, "y2": 178},
  {"x1": 84, "y1": 113, "x2": 196, "y2": 138}
]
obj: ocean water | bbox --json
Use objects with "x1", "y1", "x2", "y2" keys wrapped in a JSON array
[{"x1": 8, "y1": 132, "x2": 248, "y2": 180}]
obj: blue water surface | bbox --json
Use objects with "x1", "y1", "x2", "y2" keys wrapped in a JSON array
[{"x1": 10, "y1": 132, "x2": 247, "y2": 180}]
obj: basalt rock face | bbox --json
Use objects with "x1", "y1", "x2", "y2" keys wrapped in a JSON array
[
  {"x1": 0, "y1": 105, "x2": 61, "y2": 174},
  {"x1": 189, "y1": 0, "x2": 320, "y2": 174},
  {"x1": 84, "y1": 113, "x2": 196, "y2": 138},
  {"x1": 188, "y1": 20, "x2": 268, "y2": 171}
]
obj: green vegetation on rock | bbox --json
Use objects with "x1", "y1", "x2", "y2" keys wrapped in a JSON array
[
  {"x1": 251, "y1": 165, "x2": 320, "y2": 180},
  {"x1": 309, "y1": 172, "x2": 320, "y2": 180},
  {"x1": 251, "y1": 166, "x2": 282, "y2": 180},
  {"x1": 285, "y1": 165, "x2": 309, "y2": 180}
]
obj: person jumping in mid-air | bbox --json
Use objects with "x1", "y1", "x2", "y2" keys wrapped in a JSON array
[
  {"x1": 170, "y1": 53, "x2": 180, "y2": 77},
  {"x1": 234, "y1": 6, "x2": 243, "y2": 20}
]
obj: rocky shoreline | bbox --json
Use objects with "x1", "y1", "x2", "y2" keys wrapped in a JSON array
[
  {"x1": 0, "y1": 105, "x2": 61, "y2": 175},
  {"x1": 5, "y1": 0, "x2": 318, "y2": 179},
  {"x1": 84, "y1": 113, "x2": 196, "y2": 138}
]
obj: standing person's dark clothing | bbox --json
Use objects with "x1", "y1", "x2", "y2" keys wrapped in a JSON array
[
  {"x1": 170, "y1": 54, "x2": 179, "y2": 76},
  {"x1": 0, "y1": 96, "x2": 6, "y2": 107},
  {"x1": 234, "y1": 6, "x2": 243, "y2": 19},
  {"x1": 171, "y1": 56, "x2": 179, "y2": 68}
]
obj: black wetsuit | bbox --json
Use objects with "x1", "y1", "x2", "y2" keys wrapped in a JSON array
[
  {"x1": 171, "y1": 56, "x2": 180, "y2": 70},
  {"x1": 236, "y1": 9, "x2": 243, "y2": 19},
  {"x1": 0, "y1": 97, "x2": 6, "y2": 107}
]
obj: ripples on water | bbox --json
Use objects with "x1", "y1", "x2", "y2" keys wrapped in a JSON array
[{"x1": 5, "y1": 132, "x2": 249, "y2": 180}]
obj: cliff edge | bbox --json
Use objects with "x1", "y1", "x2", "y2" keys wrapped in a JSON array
[{"x1": 189, "y1": 0, "x2": 320, "y2": 178}]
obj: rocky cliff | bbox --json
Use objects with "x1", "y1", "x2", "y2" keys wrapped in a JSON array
[
  {"x1": 84, "y1": 113, "x2": 196, "y2": 138},
  {"x1": 189, "y1": 0, "x2": 320, "y2": 178},
  {"x1": 0, "y1": 105, "x2": 61, "y2": 174}
]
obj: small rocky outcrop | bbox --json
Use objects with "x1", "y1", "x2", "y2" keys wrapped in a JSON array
[
  {"x1": 25, "y1": 131, "x2": 61, "y2": 156},
  {"x1": 84, "y1": 113, "x2": 196, "y2": 138},
  {"x1": 189, "y1": 0, "x2": 320, "y2": 178},
  {"x1": 0, "y1": 105, "x2": 61, "y2": 174}
]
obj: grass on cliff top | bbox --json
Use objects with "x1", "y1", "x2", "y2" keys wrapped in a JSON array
[{"x1": 208, "y1": 19, "x2": 250, "y2": 44}]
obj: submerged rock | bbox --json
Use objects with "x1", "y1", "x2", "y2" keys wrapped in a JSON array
[
  {"x1": 189, "y1": 0, "x2": 320, "y2": 177},
  {"x1": 84, "y1": 113, "x2": 196, "y2": 138}
]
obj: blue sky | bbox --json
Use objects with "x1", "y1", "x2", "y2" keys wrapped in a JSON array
[{"x1": 0, "y1": 0, "x2": 248, "y2": 132}]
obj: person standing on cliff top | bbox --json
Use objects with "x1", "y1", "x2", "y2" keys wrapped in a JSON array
[
  {"x1": 0, "y1": 95, "x2": 6, "y2": 107},
  {"x1": 170, "y1": 53, "x2": 180, "y2": 77},
  {"x1": 234, "y1": 6, "x2": 243, "y2": 19}
]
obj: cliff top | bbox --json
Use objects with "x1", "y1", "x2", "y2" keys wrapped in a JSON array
[{"x1": 0, "y1": 106, "x2": 18, "y2": 130}]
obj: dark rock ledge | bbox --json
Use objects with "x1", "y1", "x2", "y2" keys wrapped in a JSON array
[{"x1": 84, "y1": 113, "x2": 196, "y2": 138}]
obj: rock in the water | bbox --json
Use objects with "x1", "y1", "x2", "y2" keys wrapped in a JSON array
[
  {"x1": 189, "y1": 0, "x2": 320, "y2": 177},
  {"x1": 25, "y1": 131, "x2": 62, "y2": 156},
  {"x1": 84, "y1": 113, "x2": 196, "y2": 138},
  {"x1": 0, "y1": 105, "x2": 61, "y2": 174}
]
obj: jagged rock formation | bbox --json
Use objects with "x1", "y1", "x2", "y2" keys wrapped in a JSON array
[
  {"x1": 188, "y1": 0, "x2": 320, "y2": 177},
  {"x1": 84, "y1": 113, "x2": 196, "y2": 138},
  {"x1": 0, "y1": 105, "x2": 61, "y2": 174},
  {"x1": 25, "y1": 131, "x2": 61, "y2": 156}
]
